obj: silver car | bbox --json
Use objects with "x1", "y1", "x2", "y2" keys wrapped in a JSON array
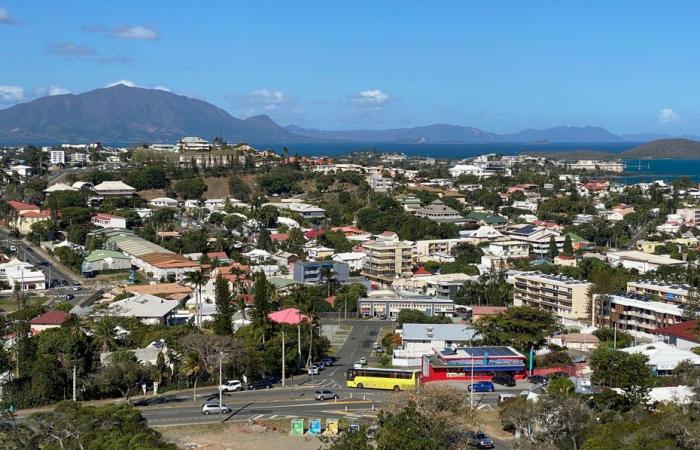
[
  {"x1": 201, "y1": 403, "x2": 232, "y2": 414},
  {"x1": 314, "y1": 390, "x2": 339, "y2": 401}
]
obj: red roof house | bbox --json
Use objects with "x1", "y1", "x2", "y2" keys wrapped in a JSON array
[
  {"x1": 268, "y1": 308, "x2": 309, "y2": 325},
  {"x1": 30, "y1": 310, "x2": 70, "y2": 334}
]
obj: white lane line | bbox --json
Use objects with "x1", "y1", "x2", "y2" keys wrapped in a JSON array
[
  {"x1": 252, "y1": 414, "x2": 265, "y2": 420},
  {"x1": 269, "y1": 415, "x2": 278, "y2": 419}
]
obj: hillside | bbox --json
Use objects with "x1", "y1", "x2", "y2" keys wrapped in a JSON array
[
  {"x1": 287, "y1": 123, "x2": 502, "y2": 143},
  {"x1": 0, "y1": 84, "x2": 302, "y2": 144},
  {"x1": 621, "y1": 138, "x2": 700, "y2": 159},
  {"x1": 501, "y1": 126, "x2": 622, "y2": 143}
]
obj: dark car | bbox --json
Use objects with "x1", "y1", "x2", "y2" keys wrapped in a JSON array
[
  {"x1": 528, "y1": 375, "x2": 547, "y2": 385},
  {"x1": 61, "y1": 280, "x2": 69, "y2": 286},
  {"x1": 491, "y1": 374, "x2": 516, "y2": 387},
  {"x1": 320, "y1": 356, "x2": 335, "y2": 366},
  {"x1": 49, "y1": 280, "x2": 60, "y2": 288},
  {"x1": 248, "y1": 379, "x2": 274, "y2": 390},
  {"x1": 468, "y1": 381, "x2": 495, "y2": 393},
  {"x1": 468, "y1": 431, "x2": 495, "y2": 449}
]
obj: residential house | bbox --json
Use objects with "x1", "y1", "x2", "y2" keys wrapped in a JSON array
[
  {"x1": 653, "y1": 320, "x2": 700, "y2": 351},
  {"x1": 606, "y1": 250, "x2": 686, "y2": 274},
  {"x1": 149, "y1": 197, "x2": 178, "y2": 208},
  {"x1": 93, "y1": 181, "x2": 136, "y2": 197},
  {"x1": 507, "y1": 225, "x2": 564, "y2": 257},
  {"x1": 104, "y1": 294, "x2": 181, "y2": 325},
  {"x1": 91, "y1": 213, "x2": 127, "y2": 229},
  {"x1": 413, "y1": 200, "x2": 466, "y2": 225},
  {"x1": 29, "y1": 310, "x2": 70, "y2": 335}
]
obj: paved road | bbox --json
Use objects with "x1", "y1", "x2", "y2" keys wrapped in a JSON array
[{"x1": 0, "y1": 228, "x2": 75, "y2": 285}]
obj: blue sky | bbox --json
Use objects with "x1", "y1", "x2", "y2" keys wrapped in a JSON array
[{"x1": 1, "y1": 1, "x2": 699, "y2": 134}]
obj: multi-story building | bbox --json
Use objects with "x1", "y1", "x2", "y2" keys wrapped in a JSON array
[
  {"x1": 358, "y1": 295, "x2": 455, "y2": 318},
  {"x1": 415, "y1": 238, "x2": 471, "y2": 258},
  {"x1": 513, "y1": 272, "x2": 592, "y2": 325},
  {"x1": 508, "y1": 225, "x2": 564, "y2": 257},
  {"x1": 177, "y1": 136, "x2": 211, "y2": 152},
  {"x1": 50, "y1": 150, "x2": 65, "y2": 165},
  {"x1": 362, "y1": 239, "x2": 415, "y2": 284},
  {"x1": 488, "y1": 240, "x2": 530, "y2": 259},
  {"x1": 593, "y1": 294, "x2": 685, "y2": 340},
  {"x1": 626, "y1": 280, "x2": 690, "y2": 304},
  {"x1": 366, "y1": 174, "x2": 394, "y2": 192},
  {"x1": 675, "y1": 208, "x2": 700, "y2": 226},
  {"x1": 292, "y1": 260, "x2": 350, "y2": 284}
]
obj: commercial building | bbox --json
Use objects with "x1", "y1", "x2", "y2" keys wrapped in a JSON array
[
  {"x1": 626, "y1": 280, "x2": 689, "y2": 304},
  {"x1": 607, "y1": 250, "x2": 687, "y2": 274},
  {"x1": 81, "y1": 250, "x2": 132, "y2": 275},
  {"x1": 593, "y1": 294, "x2": 685, "y2": 340},
  {"x1": 358, "y1": 295, "x2": 455, "y2": 318},
  {"x1": 292, "y1": 260, "x2": 350, "y2": 284},
  {"x1": 361, "y1": 238, "x2": 415, "y2": 284},
  {"x1": 392, "y1": 324, "x2": 477, "y2": 367},
  {"x1": 420, "y1": 346, "x2": 527, "y2": 383},
  {"x1": 513, "y1": 272, "x2": 592, "y2": 325}
]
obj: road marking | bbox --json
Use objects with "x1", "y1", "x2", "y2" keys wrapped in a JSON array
[
  {"x1": 269, "y1": 415, "x2": 278, "y2": 419},
  {"x1": 252, "y1": 414, "x2": 265, "y2": 420}
]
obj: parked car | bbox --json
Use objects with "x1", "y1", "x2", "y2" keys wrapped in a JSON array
[
  {"x1": 314, "y1": 389, "x2": 339, "y2": 401},
  {"x1": 49, "y1": 280, "x2": 60, "y2": 288},
  {"x1": 219, "y1": 380, "x2": 242, "y2": 392},
  {"x1": 379, "y1": 314, "x2": 388, "y2": 320},
  {"x1": 201, "y1": 403, "x2": 232, "y2": 414},
  {"x1": 528, "y1": 375, "x2": 547, "y2": 385},
  {"x1": 308, "y1": 365, "x2": 319, "y2": 375},
  {"x1": 468, "y1": 431, "x2": 495, "y2": 449},
  {"x1": 468, "y1": 381, "x2": 495, "y2": 393},
  {"x1": 72, "y1": 285, "x2": 81, "y2": 291},
  {"x1": 60, "y1": 280, "x2": 69, "y2": 286},
  {"x1": 248, "y1": 379, "x2": 274, "y2": 390},
  {"x1": 359, "y1": 357, "x2": 367, "y2": 365},
  {"x1": 320, "y1": 356, "x2": 335, "y2": 366},
  {"x1": 491, "y1": 374, "x2": 516, "y2": 387},
  {"x1": 497, "y1": 393, "x2": 518, "y2": 405},
  {"x1": 312, "y1": 361, "x2": 325, "y2": 369}
]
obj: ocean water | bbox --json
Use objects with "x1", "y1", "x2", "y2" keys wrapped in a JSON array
[{"x1": 254, "y1": 141, "x2": 700, "y2": 183}]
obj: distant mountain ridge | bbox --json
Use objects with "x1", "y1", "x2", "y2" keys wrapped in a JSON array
[
  {"x1": 0, "y1": 85, "x2": 697, "y2": 145},
  {"x1": 0, "y1": 85, "x2": 301, "y2": 144}
]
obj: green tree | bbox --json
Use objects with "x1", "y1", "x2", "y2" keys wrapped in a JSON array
[
  {"x1": 184, "y1": 270, "x2": 207, "y2": 327},
  {"x1": 473, "y1": 306, "x2": 558, "y2": 353},
  {"x1": 96, "y1": 349, "x2": 148, "y2": 402},
  {"x1": 173, "y1": 177, "x2": 207, "y2": 200},
  {"x1": 375, "y1": 403, "x2": 447, "y2": 450},
  {"x1": 252, "y1": 272, "x2": 274, "y2": 343},
  {"x1": 257, "y1": 227, "x2": 273, "y2": 251},
  {"x1": 589, "y1": 347, "x2": 653, "y2": 404},
  {"x1": 212, "y1": 275, "x2": 233, "y2": 335},
  {"x1": 562, "y1": 234, "x2": 574, "y2": 256},
  {"x1": 548, "y1": 235, "x2": 559, "y2": 259},
  {"x1": 284, "y1": 227, "x2": 306, "y2": 255},
  {"x1": 682, "y1": 288, "x2": 700, "y2": 321}
]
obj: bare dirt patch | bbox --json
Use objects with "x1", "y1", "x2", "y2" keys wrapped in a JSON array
[{"x1": 160, "y1": 421, "x2": 324, "y2": 450}]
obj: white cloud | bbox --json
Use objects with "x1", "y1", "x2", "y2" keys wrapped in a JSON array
[
  {"x1": 357, "y1": 89, "x2": 390, "y2": 105},
  {"x1": 0, "y1": 85, "x2": 24, "y2": 103},
  {"x1": 34, "y1": 86, "x2": 72, "y2": 97},
  {"x1": 658, "y1": 108, "x2": 680, "y2": 124},
  {"x1": 111, "y1": 26, "x2": 159, "y2": 40},
  {"x1": 230, "y1": 89, "x2": 305, "y2": 120},
  {"x1": 47, "y1": 42, "x2": 97, "y2": 57},
  {"x1": 106, "y1": 79, "x2": 137, "y2": 88},
  {"x1": 0, "y1": 7, "x2": 18, "y2": 25}
]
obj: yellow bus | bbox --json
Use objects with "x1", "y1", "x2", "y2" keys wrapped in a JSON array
[{"x1": 346, "y1": 368, "x2": 420, "y2": 391}]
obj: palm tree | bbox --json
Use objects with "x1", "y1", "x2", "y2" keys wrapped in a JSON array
[
  {"x1": 185, "y1": 270, "x2": 208, "y2": 328},
  {"x1": 319, "y1": 267, "x2": 336, "y2": 298},
  {"x1": 92, "y1": 317, "x2": 117, "y2": 353},
  {"x1": 179, "y1": 351, "x2": 206, "y2": 401}
]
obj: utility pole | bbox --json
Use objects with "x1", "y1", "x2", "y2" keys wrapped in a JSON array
[
  {"x1": 72, "y1": 365, "x2": 77, "y2": 401},
  {"x1": 219, "y1": 351, "x2": 223, "y2": 414},
  {"x1": 613, "y1": 323, "x2": 617, "y2": 349},
  {"x1": 282, "y1": 331, "x2": 286, "y2": 387}
]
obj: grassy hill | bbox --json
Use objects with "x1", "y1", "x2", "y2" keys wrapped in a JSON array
[{"x1": 621, "y1": 138, "x2": 700, "y2": 159}]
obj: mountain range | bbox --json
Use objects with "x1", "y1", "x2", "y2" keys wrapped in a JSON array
[{"x1": 0, "y1": 85, "x2": 696, "y2": 145}]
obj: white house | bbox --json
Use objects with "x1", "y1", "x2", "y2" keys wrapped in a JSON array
[
  {"x1": 607, "y1": 250, "x2": 687, "y2": 274},
  {"x1": 103, "y1": 294, "x2": 181, "y2": 325},
  {"x1": 0, "y1": 258, "x2": 46, "y2": 292},
  {"x1": 332, "y1": 252, "x2": 366, "y2": 272},
  {"x1": 91, "y1": 213, "x2": 127, "y2": 229},
  {"x1": 149, "y1": 197, "x2": 178, "y2": 208}
]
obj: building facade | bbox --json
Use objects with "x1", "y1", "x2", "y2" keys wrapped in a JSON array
[
  {"x1": 513, "y1": 272, "x2": 592, "y2": 325},
  {"x1": 362, "y1": 239, "x2": 415, "y2": 284}
]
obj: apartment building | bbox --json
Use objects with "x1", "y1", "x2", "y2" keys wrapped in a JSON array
[
  {"x1": 593, "y1": 294, "x2": 685, "y2": 340},
  {"x1": 177, "y1": 136, "x2": 211, "y2": 152},
  {"x1": 513, "y1": 272, "x2": 592, "y2": 325},
  {"x1": 415, "y1": 238, "x2": 471, "y2": 258},
  {"x1": 292, "y1": 260, "x2": 350, "y2": 284},
  {"x1": 626, "y1": 280, "x2": 690, "y2": 304},
  {"x1": 50, "y1": 150, "x2": 65, "y2": 165},
  {"x1": 362, "y1": 239, "x2": 415, "y2": 284},
  {"x1": 508, "y1": 225, "x2": 564, "y2": 257},
  {"x1": 488, "y1": 240, "x2": 529, "y2": 259},
  {"x1": 366, "y1": 174, "x2": 394, "y2": 192}
]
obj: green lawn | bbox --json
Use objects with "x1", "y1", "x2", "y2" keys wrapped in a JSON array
[{"x1": 0, "y1": 295, "x2": 46, "y2": 313}]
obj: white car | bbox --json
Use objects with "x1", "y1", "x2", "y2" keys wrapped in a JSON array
[
  {"x1": 201, "y1": 403, "x2": 232, "y2": 415},
  {"x1": 219, "y1": 379, "x2": 242, "y2": 392},
  {"x1": 308, "y1": 365, "x2": 319, "y2": 375},
  {"x1": 359, "y1": 357, "x2": 367, "y2": 365}
]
